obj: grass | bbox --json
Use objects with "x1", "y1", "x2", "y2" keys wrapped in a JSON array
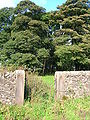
[
  {"x1": 41, "y1": 75, "x2": 54, "y2": 85},
  {"x1": 0, "y1": 75, "x2": 90, "y2": 120}
]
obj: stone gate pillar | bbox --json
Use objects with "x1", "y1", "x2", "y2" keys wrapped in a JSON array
[
  {"x1": 55, "y1": 71, "x2": 90, "y2": 100},
  {"x1": 15, "y1": 70, "x2": 25, "y2": 105}
]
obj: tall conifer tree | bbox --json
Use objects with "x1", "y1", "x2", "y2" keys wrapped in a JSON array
[{"x1": 54, "y1": 0, "x2": 90, "y2": 70}]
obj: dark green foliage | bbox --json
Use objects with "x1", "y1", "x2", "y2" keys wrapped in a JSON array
[
  {"x1": 0, "y1": 0, "x2": 90, "y2": 72},
  {"x1": 0, "y1": 32, "x2": 10, "y2": 49},
  {"x1": 0, "y1": 7, "x2": 14, "y2": 50},
  {"x1": 11, "y1": 30, "x2": 41, "y2": 53},
  {"x1": 0, "y1": 7, "x2": 14, "y2": 31},
  {"x1": 37, "y1": 48, "x2": 50, "y2": 74},
  {"x1": 28, "y1": 20, "x2": 49, "y2": 38},
  {"x1": 0, "y1": 0, "x2": 51, "y2": 74},
  {"x1": 14, "y1": 0, "x2": 45, "y2": 19},
  {"x1": 10, "y1": 53, "x2": 39, "y2": 69},
  {"x1": 53, "y1": 0, "x2": 90, "y2": 70},
  {"x1": 11, "y1": 15, "x2": 30, "y2": 32}
]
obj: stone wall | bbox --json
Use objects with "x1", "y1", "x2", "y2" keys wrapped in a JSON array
[
  {"x1": 0, "y1": 70, "x2": 25, "y2": 105},
  {"x1": 55, "y1": 71, "x2": 90, "y2": 99}
]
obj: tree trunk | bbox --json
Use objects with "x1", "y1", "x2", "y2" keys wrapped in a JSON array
[{"x1": 43, "y1": 60, "x2": 46, "y2": 75}]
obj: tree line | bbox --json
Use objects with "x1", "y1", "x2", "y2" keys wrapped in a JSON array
[{"x1": 0, "y1": 0, "x2": 90, "y2": 74}]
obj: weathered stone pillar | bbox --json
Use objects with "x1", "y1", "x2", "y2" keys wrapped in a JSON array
[
  {"x1": 55, "y1": 72, "x2": 65, "y2": 99},
  {"x1": 15, "y1": 70, "x2": 25, "y2": 105},
  {"x1": 55, "y1": 71, "x2": 90, "y2": 100}
]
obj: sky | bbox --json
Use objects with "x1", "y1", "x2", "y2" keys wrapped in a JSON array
[{"x1": 0, "y1": 0, "x2": 67, "y2": 11}]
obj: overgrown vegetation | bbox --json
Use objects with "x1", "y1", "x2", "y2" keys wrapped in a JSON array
[
  {"x1": 0, "y1": 75, "x2": 90, "y2": 120},
  {"x1": 0, "y1": 0, "x2": 90, "y2": 119}
]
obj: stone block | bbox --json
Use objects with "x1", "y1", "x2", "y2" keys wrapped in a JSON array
[
  {"x1": 0, "y1": 70, "x2": 25, "y2": 105},
  {"x1": 55, "y1": 71, "x2": 90, "y2": 100},
  {"x1": 15, "y1": 70, "x2": 25, "y2": 105}
]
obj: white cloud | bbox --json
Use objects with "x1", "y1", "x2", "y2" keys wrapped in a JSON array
[
  {"x1": 0, "y1": 0, "x2": 15, "y2": 9},
  {"x1": 32, "y1": 0, "x2": 47, "y2": 6}
]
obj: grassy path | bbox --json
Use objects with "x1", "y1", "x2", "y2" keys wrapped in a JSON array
[{"x1": 0, "y1": 75, "x2": 90, "y2": 120}]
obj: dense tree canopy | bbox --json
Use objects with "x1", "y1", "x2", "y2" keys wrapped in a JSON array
[
  {"x1": 53, "y1": 0, "x2": 90, "y2": 70},
  {"x1": 0, "y1": 7, "x2": 14, "y2": 49},
  {"x1": 14, "y1": 0, "x2": 45, "y2": 19},
  {"x1": 0, "y1": 0, "x2": 90, "y2": 74}
]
